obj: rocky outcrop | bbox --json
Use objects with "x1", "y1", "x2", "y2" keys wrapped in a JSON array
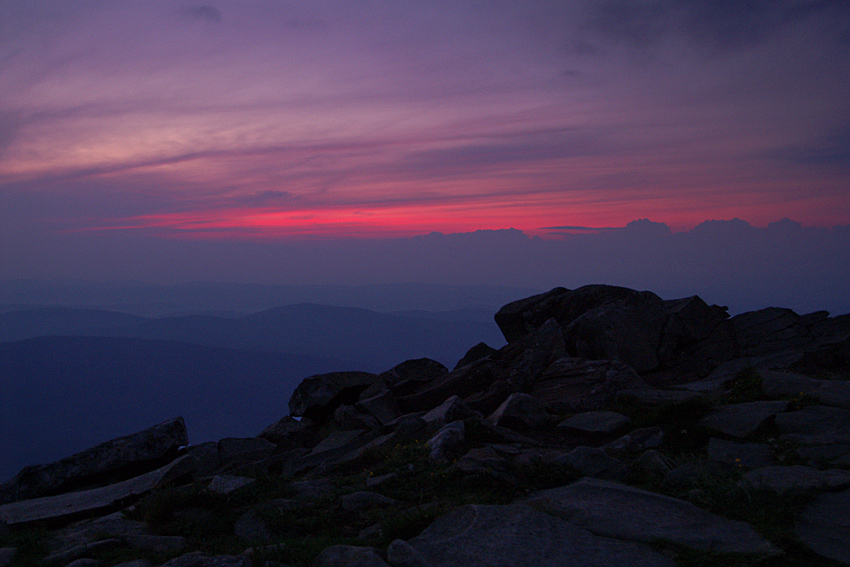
[
  {"x1": 4, "y1": 285, "x2": 850, "y2": 566},
  {"x1": 0, "y1": 417, "x2": 188, "y2": 505}
]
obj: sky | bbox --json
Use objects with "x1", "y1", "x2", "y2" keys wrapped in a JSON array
[{"x1": 1, "y1": 1, "x2": 850, "y2": 300}]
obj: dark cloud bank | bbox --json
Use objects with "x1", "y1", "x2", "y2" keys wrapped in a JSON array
[{"x1": 4, "y1": 218, "x2": 848, "y2": 317}]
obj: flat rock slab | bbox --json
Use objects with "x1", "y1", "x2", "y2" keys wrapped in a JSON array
[
  {"x1": 774, "y1": 405, "x2": 850, "y2": 445},
  {"x1": 524, "y1": 478, "x2": 777, "y2": 554},
  {"x1": 206, "y1": 475, "x2": 255, "y2": 495},
  {"x1": 741, "y1": 466, "x2": 850, "y2": 493},
  {"x1": 615, "y1": 388, "x2": 703, "y2": 409},
  {"x1": 795, "y1": 489, "x2": 850, "y2": 565},
  {"x1": 0, "y1": 455, "x2": 193, "y2": 526},
  {"x1": 810, "y1": 380, "x2": 850, "y2": 410},
  {"x1": 557, "y1": 411, "x2": 631, "y2": 434},
  {"x1": 698, "y1": 401, "x2": 789, "y2": 438},
  {"x1": 387, "y1": 504, "x2": 676, "y2": 567},
  {"x1": 0, "y1": 417, "x2": 188, "y2": 504},
  {"x1": 314, "y1": 545, "x2": 390, "y2": 567}
]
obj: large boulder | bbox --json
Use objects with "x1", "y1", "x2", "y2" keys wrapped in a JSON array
[
  {"x1": 387, "y1": 504, "x2": 676, "y2": 567},
  {"x1": 288, "y1": 371, "x2": 380, "y2": 422},
  {"x1": 0, "y1": 417, "x2": 188, "y2": 504}
]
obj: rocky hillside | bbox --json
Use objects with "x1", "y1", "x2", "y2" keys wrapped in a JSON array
[{"x1": 2, "y1": 284, "x2": 850, "y2": 567}]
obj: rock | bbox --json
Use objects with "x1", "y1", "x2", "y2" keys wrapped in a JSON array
[
  {"x1": 366, "y1": 472, "x2": 397, "y2": 487},
  {"x1": 114, "y1": 560, "x2": 152, "y2": 567},
  {"x1": 760, "y1": 370, "x2": 820, "y2": 399},
  {"x1": 730, "y1": 308, "x2": 806, "y2": 357},
  {"x1": 604, "y1": 427, "x2": 664, "y2": 457},
  {"x1": 0, "y1": 417, "x2": 188, "y2": 504},
  {"x1": 0, "y1": 548, "x2": 16, "y2": 567},
  {"x1": 698, "y1": 401, "x2": 789, "y2": 439},
  {"x1": 160, "y1": 551, "x2": 251, "y2": 567},
  {"x1": 452, "y1": 447, "x2": 511, "y2": 481},
  {"x1": 557, "y1": 411, "x2": 631, "y2": 434},
  {"x1": 657, "y1": 295, "x2": 735, "y2": 378},
  {"x1": 340, "y1": 492, "x2": 399, "y2": 512},
  {"x1": 421, "y1": 396, "x2": 475, "y2": 433},
  {"x1": 487, "y1": 393, "x2": 550, "y2": 431},
  {"x1": 43, "y1": 538, "x2": 124, "y2": 565},
  {"x1": 217, "y1": 438, "x2": 276, "y2": 468},
  {"x1": 206, "y1": 475, "x2": 255, "y2": 495},
  {"x1": 615, "y1": 389, "x2": 703, "y2": 409},
  {"x1": 65, "y1": 559, "x2": 103, "y2": 567},
  {"x1": 549, "y1": 447, "x2": 626, "y2": 480},
  {"x1": 661, "y1": 461, "x2": 738, "y2": 491},
  {"x1": 810, "y1": 379, "x2": 850, "y2": 410},
  {"x1": 795, "y1": 489, "x2": 850, "y2": 565},
  {"x1": 356, "y1": 389, "x2": 402, "y2": 425},
  {"x1": 396, "y1": 360, "x2": 500, "y2": 414},
  {"x1": 741, "y1": 466, "x2": 850, "y2": 493},
  {"x1": 381, "y1": 358, "x2": 448, "y2": 390},
  {"x1": 290, "y1": 478, "x2": 334, "y2": 501},
  {"x1": 391, "y1": 415, "x2": 428, "y2": 441},
  {"x1": 635, "y1": 450, "x2": 672, "y2": 478},
  {"x1": 258, "y1": 416, "x2": 316, "y2": 448},
  {"x1": 0, "y1": 455, "x2": 194, "y2": 526},
  {"x1": 426, "y1": 421, "x2": 465, "y2": 463},
  {"x1": 532, "y1": 357, "x2": 650, "y2": 413},
  {"x1": 183, "y1": 442, "x2": 221, "y2": 478},
  {"x1": 288, "y1": 371, "x2": 380, "y2": 421},
  {"x1": 455, "y1": 342, "x2": 497, "y2": 369},
  {"x1": 494, "y1": 287, "x2": 571, "y2": 343},
  {"x1": 234, "y1": 510, "x2": 271, "y2": 544},
  {"x1": 335, "y1": 405, "x2": 381, "y2": 430},
  {"x1": 313, "y1": 545, "x2": 390, "y2": 567},
  {"x1": 524, "y1": 478, "x2": 777, "y2": 554},
  {"x1": 125, "y1": 534, "x2": 187, "y2": 554},
  {"x1": 388, "y1": 504, "x2": 676, "y2": 567},
  {"x1": 774, "y1": 405, "x2": 850, "y2": 445},
  {"x1": 707, "y1": 438, "x2": 774, "y2": 470}
]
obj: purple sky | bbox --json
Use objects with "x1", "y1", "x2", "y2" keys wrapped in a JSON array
[{"x1": 1, "y1": 1, "x2": 850, "y2": 291}]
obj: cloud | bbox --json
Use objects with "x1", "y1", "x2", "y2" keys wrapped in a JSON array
[
  {"x1": 770, "y1": 127, "x2": 850, "y2": 168},
  {"x1": 178, "y1": 5, "x2": 222, "y2": 24}
]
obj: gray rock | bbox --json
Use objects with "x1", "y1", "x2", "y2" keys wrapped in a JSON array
[
  {"x1": 557, "y1": 411, "x2": 631, "y2": 434},
  {"x1": 550, "y1": 447, "x2": 626, "y2": 480},
  {"x1": 206, "y1": 475, "x2": 256, "y2": 495},
  {"x1": 795, "y1": 489, "x2": 850, "y2": 565},
  {"x1": 760, "y1": 370, "x2": 820, "y2": 399},
  {"x1": 635, "y1": 450, "x2": 673, "y2": 478},
  {"x1": 234, "y1": 510, "x2": 271, "y2": 544},
  {"x1": 775, "y1": 405, "x2": 850, "y2": 445},
  {"x1": 533, "y1": 357, "x2": 650, "y2": 413},
  {"x1": 0, "y1": 455, "x2": 194, "y2": 526},
  {"x1": 451, "y1": 447, "x2": 510, "y2": 480},
  {"x1": 698, "y1": 401, "x2": 789, "y2": 439},
  {"x1": 421, "y1": 396, "x2": 475, "y2": 433},
  {"x1": 810, "y1": 379, "x2": 850, "y2": 409},
  {"x1": 604, "y1": 427, "x2": 664, "y2": 457},
  {"x1": 312, "y1": 430, "x2": 368, "y2": 456},
  {"x1": 288, "y1": 371, "x2": 380, "y2": 421},
  {"x1": 340, "y1": 492, "x2": 400, "y2": 512},
  {"x1": 357, "y1": 390, "x2": 402, "y2": 425},
  {"x1": 0, "y1": 548, "x2": 16, "y2": 567},
  {"x1": 160, "y1": 551, "x2": 251, "y2": 567},
  {"x1": 487, "y1": 393, "x2": 550, "y2": 431},
  {"x1": 616, "y1": 389, "x2": 703, "y2": 409},
  {"x1": 454, "y1": 342, "x2": 497, "y2": 369},
  {"x1": 125, "y1": 534, "x2": 186, "y2": 554},
  {"x1": 258, "y1": 416, "x2": 315, "y2": 448},
  {"x1": 741, "y1": 466, "x2": 850, "y2": 493},
  {"x1": 707, "y1": 438, "x2": 774, "y2": 470},
  {"x1": 525, "y1": 478, "x2": 777, "y2": 554},
  {"x1": 218, "y1": 438, "x2": 276, "y2": 467},
  {"x1": 661, "y1": 461, "x2": 737, "y2": 491},
  {"x1": 114, "y1": 560, "x2": 153, "y2": 567},
  {"x1": 426, "y1": 421, "x2": 465, "y2": 463},
  {"x1": 183, "y1": 442, "x2": 221, "y2": 478},
  {"x1": 313, "y1": 545, "x2": 389, "y2": 567},
  {"x1": 381, "y1": 358, "x2": 448, "y2": 389},
  {"x1": 335, "y1": 405, "x2": 381, "y2": 431},
  {"x1": 366, "y1": 472, "x2": 397, "y2": 487},
  {"x1": 290, "y1": 478, "x2": 334, "y2": 501},
  {"x1": 65, "y1": 560, "x2": 103, "y2": 567},
  {"x1": 388, "y1": 504, "x2": 676, "y2": 567},
  {"x1": 43, "y1": 538, "x2": 123, "y2": 565},
  {"x1": 0, "y1": 417, "x2": 188, "y2": 504}
]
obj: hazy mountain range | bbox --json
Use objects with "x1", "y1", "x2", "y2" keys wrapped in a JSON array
[{"x1": 0, "y1": 294, "x2": 512, "y2": 482}]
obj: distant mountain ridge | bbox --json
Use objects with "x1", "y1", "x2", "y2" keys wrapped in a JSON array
[{"x1": 0, "y1": 303, "x2": 506, "y2": 371}]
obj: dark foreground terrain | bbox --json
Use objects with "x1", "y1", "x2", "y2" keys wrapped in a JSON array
[{"x1": 2, "y1": 284, "x2": 850, "y2": 567}]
